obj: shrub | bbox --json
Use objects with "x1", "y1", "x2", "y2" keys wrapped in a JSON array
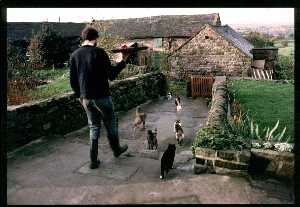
[
  {"x1": 192, "y1": 127, "x2": 251, "y2": 155},
  {"x1": 27, "y1": 23, "x2": 70, "y2": 69},
  {"x1": 274, "y1": 55, "x2": 294, "y2": 80},
  {"x1": 244, "y1": 31, "x2": 275, "y2": 48},
  {"x1": 7, "y1": 40, "x2": 31, "y2": 80}
]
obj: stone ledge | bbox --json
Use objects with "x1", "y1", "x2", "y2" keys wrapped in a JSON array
[
  {"x1": 216, "y1": 150, "x2": 236, "y2": 161},
  {"x1": 195, "y1": 147, "x2": 216, "y2": 159},
  {"x1": 214, "y1": 159, "x2": 248, "y2": 171}
]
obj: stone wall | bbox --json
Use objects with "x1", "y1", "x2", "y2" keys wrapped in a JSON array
[
  {"x1": 194, "y1": 147, "x2": 250, "y2": 176},
  {"x1": 205, "y1": 76, "x2": 228, "y2": 129},
  {"x1": 169, "y1": 25, "x2": 252, "y2": 80},
  {"x1": 7, "y1": 72, "x2": 167, "y2": 152},
  {"x1": 250, "y1": 148, "x2": 294, "y2": 180},
  {"x1": 162, "y1": 37, "x2": 189, "y2": 52},
  {"x1": 193, "y1": 76, "x2": 251, "y2": 176}
]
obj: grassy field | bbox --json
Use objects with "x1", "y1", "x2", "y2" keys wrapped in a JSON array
[
  {"x1": 229, "y1": 79, "x2": 294, "y2": 139},
  {"x1": 274, "y1": 40, "x2": 294, "y2": 57}
]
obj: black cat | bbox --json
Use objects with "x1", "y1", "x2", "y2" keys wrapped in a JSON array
[
  {"x1": 160, "y1": 144, "x2": 176, "y2": 179},
  {"x1": 147, "y1": 128, "x2": 158, "y2": 150}
]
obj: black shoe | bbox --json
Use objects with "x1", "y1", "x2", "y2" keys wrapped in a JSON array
[
  {"x1": 89, "y1": 160, "x2": 100, "y2": 169},
  {"x1": 114, "y1": 144, "x2": 128, "y2": 157}
]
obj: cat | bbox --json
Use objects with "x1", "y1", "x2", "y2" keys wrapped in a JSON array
[
  {"x1": 160, "y1": 144, "x2": 176, "y2": 179},
  {"x1": 175, "y1": 96, "x2": 182, "y2": 111},
  {"x1": 147, "y1": 128, "x2": 158, "y2": 150},
  {"x1": 167, "y1": 92, "x2": 172, "y2": 100},
  {"x1": 132, "y1": 106, "x2": 147, "y2": 137},
  {"x1": 174, "y1": 120, "x2": 184, "y2": 145}
]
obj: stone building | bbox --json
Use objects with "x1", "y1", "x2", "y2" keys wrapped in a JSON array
[
  {"x1": 91, "y1": 13, "x2": 221, "y2": 66},
  {"x1": 168, "y1": 24, "x2": 254, "y2": 80}
]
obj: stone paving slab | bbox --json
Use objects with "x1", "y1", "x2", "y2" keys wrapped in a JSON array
[
  {"x1": 140, "y1": 149, "x2": 160, "y2": 160},
  {"x1": 76, "y1": 161, "x2": 140, "y2": 181}
]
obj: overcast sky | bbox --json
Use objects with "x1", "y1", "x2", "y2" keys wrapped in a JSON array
[{"x1": 7, "y1": 8, "x2": 294, "y2": 25}]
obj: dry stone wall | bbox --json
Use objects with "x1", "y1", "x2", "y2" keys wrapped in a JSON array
[
  {"x1": 205, "y1": 76, "x2": 228, "y2": 129},
  {"x1": 193, "y1": 76, "x2": 251, "y2": 176},
  {"x1": 169, "y1": 26, "x2": 252, "y2": 80},
  {"x1": 250, "y1": 148, "x2": 294, "y2": 180},
  {"x1": 7, "y1": 72, "x2": 167, "y2": 152}
]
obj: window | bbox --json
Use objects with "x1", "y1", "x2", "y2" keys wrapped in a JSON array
[
  {"x1": 205, "y1": 36, "x2": 209, "y2": 39},
  {"x1": 154, "y1": 38, "x2": 162, "y2": 48}
]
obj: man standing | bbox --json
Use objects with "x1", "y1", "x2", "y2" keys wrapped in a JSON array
[{"x1": 70, "y1": 26, "x2": 130, "y2": 169}]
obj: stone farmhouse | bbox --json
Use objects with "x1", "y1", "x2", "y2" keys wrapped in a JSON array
[
  {"x1": 91, "y1": 13, "x2": 256, "y2": 79},
  {"x1": 91, "y1": 13, "x2": 222, "y2": 66},
  {"x1": 169, "y1": 24, "x2": 254, "y2": 80}
]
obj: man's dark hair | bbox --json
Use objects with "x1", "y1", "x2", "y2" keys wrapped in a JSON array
[{"x1": 81, "y1": 26, "x2": 99, "y2": 41}]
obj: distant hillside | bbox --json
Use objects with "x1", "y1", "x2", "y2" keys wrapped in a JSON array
[{"x1": 230, "y1": 24, "x2": 294, "y2": 38}]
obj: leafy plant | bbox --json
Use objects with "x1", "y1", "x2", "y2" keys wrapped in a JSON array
[
  {"x1": 192, "y1": 127, "x2": 251, "y2": 155},
  {"x1": 274, "y1": 55, "x2": 294, "y2": 80},
  {"x1": 250, "y1": 120, "x2": 291, "y2": 144},
  {"x1": 205, "y1": 97, "x2": 212, "y2": 108}
]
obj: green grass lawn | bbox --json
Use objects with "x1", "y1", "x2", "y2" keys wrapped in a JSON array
[
  {"x1": 229, "y1": 79, "x2": 294, "y2": 139},
  {"x1": 32, "y1": 67, "x2": 69, "y2": 81},
  {"x1": 26, "y1": 74, "x2": 72, "y2": 101}
]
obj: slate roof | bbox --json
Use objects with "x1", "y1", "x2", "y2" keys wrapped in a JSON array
[
  {"x1": 213, "y1": 25, "x2": 254, "y2": 58},
  {"x1": 172, "y1": 24, "x2": 254, "y2": 58},
  {"x1": 7, "y1": 14, "x2": 220, "y2": 42},
  {"x1": 92, "y1": 13, "x2": 221, "y2": 39},
  {"x1": 7, "y1": 22, "x2": 86, "y2": 41}
]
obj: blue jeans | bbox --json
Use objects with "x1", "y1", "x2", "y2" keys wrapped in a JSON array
[{"x1": 81, "y1": 96, "x2": 118, "y2": 145}]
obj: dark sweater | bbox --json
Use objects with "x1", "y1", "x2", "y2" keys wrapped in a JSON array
[{"x1": 69, "y1": 45, "x2": 126, "y2": 98}]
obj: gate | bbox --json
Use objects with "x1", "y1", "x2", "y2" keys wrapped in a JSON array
[{"x1": 190, "y1": 75, "x2": 215, "y2": 97}]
